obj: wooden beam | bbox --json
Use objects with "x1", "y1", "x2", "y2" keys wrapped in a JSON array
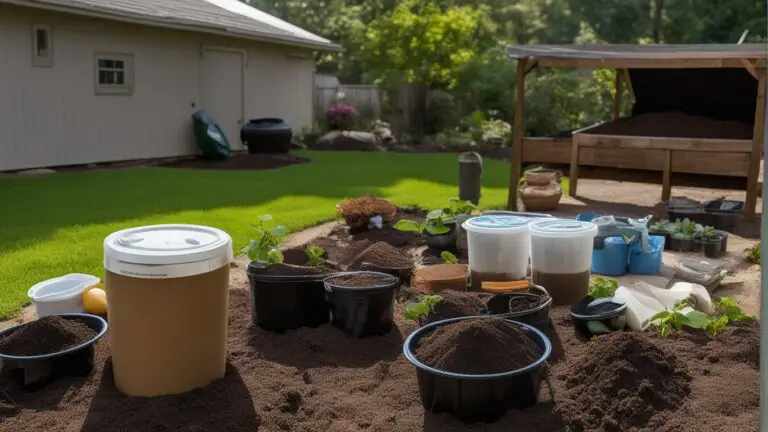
[
  {"x1": 574, "y1": 133, "x2": 753, "y2": 152},
  {"x1": 745, "y1": 68, "x2": 766, "y2": 216},
  {"x1": 621, "y1": 69, "x2": 635, "y2": 103},
  {"x1": 507, "y1": 58, "x2": 528, "y2": 210},
  {"x1": 741, "y1": 59, "x2": 759, "y2": 79},
  {"x1": 662, "y1": 149, "x2": 672, "y2": 201},
  {"x1": 569, "y1": 135, "x2": 580, "y2": 197},
  {"x1": 524, "y1": 60, "x2": 539, "y2": 75},
  {"x1": 613, "y1": 70, "x2": 623, "y2": 119},
  {"x1": 536, "y1": 57, "x2": 766, "y2": 70}
]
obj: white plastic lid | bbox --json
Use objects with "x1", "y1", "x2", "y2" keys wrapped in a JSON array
[
  {"x1": 104, "y1": 224, "x2": 233, "y2": 279},
  {"x1": 462, "y1": 215, "x2": 530, "y2": 234},
  {"x1": 529, "y1": 218, "x2": 598, "y2": 238}
]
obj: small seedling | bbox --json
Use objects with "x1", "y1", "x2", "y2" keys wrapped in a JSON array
[
  {"x1": 713, "y1": 297, "x2": 754, "y2": 322},
  {"x1": 404, "y1": 295, "x2": 443, "y2": 326},
  {"x1": 306, "y1": 245, "x2": 326, "y2": 266},
  {"x1": 649, "y1": 219, "x2": 671, "y2": 233},
  {"x1": 672, "y1": 218, "x2": 698, "y2": 240},
  {"x1": 694, "y1": 225, "x2": 719, "y2": 241},
  {"x1": 748, "y1": 242, "x2": 761, "y2": 264},
  {"x1": 704, "y1": 315, "x2": 729, "y2": 338},
  {"x1": 588, "y1": 278, "x2": 618, "y2": 298},
  {"x1": 394, "y1": 210, "x2": 451, "y2": 236},
  {"x1": 241, "y1": 215, "x2": 287, "y2": 264},
  {"x1": 651, "y1": 301, "x2": 710, "y2": 338},
  {"x1": 443, "y1": 197, "x2": 477, "y2": 218},
  {"x1": 441, "y1": 251, "x2": 459, "y2": 264}
]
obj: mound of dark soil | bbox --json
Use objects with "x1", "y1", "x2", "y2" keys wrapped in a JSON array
[
  {"x1": 560, "y1": 332, "x2": 691, "y2": 431},
  {"x1": 348, "y1": 241, "x2": 412, "y2": 270},
  {"x1": 251, "y1": 263, "x2": 336, "y2": 276},
  {"x1": 589, "y1": 112, "x2": 753, "y2": 139},
  {"x1": 416, "y1": 318, "x2": 542, "y2": 374},
  {"x1": 163, "y1": 153, "x2": 310, "y2": 170},
  {"x1": 327, "y1": 274, "x2": 392, "y2": 288},
  {"x1": 426, "y1": 290, "x2": 487, "y2": 323},
  {"x1": 0, "y1": 316, "x2": 97, "y2": 356}
]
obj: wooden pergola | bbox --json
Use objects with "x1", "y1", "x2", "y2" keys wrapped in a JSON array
[{"x1": 506, "y1": 44, "x2": 768, "y2": 216}]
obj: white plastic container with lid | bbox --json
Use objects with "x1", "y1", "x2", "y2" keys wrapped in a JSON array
[
  {"x1": 462, "y1": 215, "x2": 531, "y2": 286},
  {"x1": 104, "y1": 224, "x2": 233, "y2": 397},
  {"x1": 529, "y1": 219, "x2": 597, "y2": 305},
  {"x1": 27, "y1": 273, "x2": 101, "y2": 317}
]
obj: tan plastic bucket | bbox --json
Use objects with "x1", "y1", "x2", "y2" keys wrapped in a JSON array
[{"x1": 104, "y1": 224, "x2": 233, "y2": 397}]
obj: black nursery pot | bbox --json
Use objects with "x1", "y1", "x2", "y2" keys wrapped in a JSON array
[
  {"x1": 324, "y1": 271, "x2": 399, "y2": 337},
  {"x1": 670, "y1": 236, "x2": 693, "y2": 252},
  {"x1": 0, "y1": 313, "x2": 108, "y2": 389},
  {"x1": 246, "y1": 263, "x2": 333, "y2": 332},
  {"x1": 482, "y1": 285, "x2": 553, "y2": 336},
  {"x1": 696, "y1": 236, "x2": 725, "y2": 259},
  {"x1": 403, "y1": 316, "x2": 552, "y2": 424},
  {"x1": 570, "y1": 296, "x2": 627, "y2": 338},
  {"x1": 359, "y1": 262, "x2": 413, "y2": 287}
]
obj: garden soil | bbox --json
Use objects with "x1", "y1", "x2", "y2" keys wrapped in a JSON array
[
  {"x1": 0, "y1": 316, "x2": 96, "y2": 356},
  {"x1": 162, "y1": 153, "x2": 310, "y2": 170},
  {"x1": 415, "y1": 318, "x2": 542, "y2": 374},
  {"x1": 0, "y1": 289, "x2": 758, "y2": 431},
  {"x1": 585, "y1": 112, "x2": 754, "y2": 140},
  {"x1": 347, "y1": 241, "x2": 412, "y2": 270}
]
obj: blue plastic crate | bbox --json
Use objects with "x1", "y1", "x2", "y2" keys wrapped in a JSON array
[
  {"x1": 628, "y1": 235, "x2": 665, "y2": 275},
  {"x1": 591, "y1": 236, "x2": 629, "y2": 276}
]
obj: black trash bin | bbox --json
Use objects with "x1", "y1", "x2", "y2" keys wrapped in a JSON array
[{"x1": 240, "y1": 118, "x2": 293, "y2": 154}]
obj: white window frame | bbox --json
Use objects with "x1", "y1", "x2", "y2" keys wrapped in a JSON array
[
  {"x1": 94, "y1": 52, "x2": 134, "y2": 96},
  {"x1": 32, "y1": 24, "x2": 53, "y2": 67}
]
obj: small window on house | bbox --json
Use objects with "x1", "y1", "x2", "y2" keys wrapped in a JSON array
[
  {"x1": 94, "y1": 53, "x2": 134, "y2": 95},
  {"x1": 32, "y1": 24, "x2": 53, "y2": 67}
]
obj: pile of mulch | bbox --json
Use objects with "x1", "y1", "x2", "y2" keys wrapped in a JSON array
[
  {"x1": 0, "y1": 316, "x2": 96, "y2": 356},
  {"x1": 337, "y1": 196, "x2": 397, "y2": 231},
  {"x1": 426, "y1": 290, "x2": 487, "y2": 324},
  {"x1": 348, "y1": 241, "x2": 412, "y2": 270},
  {"x1": 162, "y1": 153, "x2": 310, "y2": 170},
  {"x1": 415, "y1": 318, "x2": 542, "y2": 374},
  {"x1": 588, "y1": 112, "x2": 754, "y2": 140},
  {"x1": 0, "y1": 291, "x2": 758, "y2": 431},
  {"x1": 558, "y1": 332, "x2": 691, "y2": 431}
]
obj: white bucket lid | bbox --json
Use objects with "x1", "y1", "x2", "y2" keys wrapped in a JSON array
[
  {"x1": 530, "y1": 218, "x2": 598, "y2": 238},
  {"x1": 462, "y1": 215, "x2": 530, "y2": 234},
  {"x1": 104, "y1": 224, "x2": 233, "y2": 279},
  {"x1": 28, "y1": 273, "x2": 100, "y2": 302}
]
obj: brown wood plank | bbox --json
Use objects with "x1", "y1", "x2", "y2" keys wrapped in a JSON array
[
  {"x1": 507, "y1": 58, "x2": 528, "y2": 210},
  {"x1": 536, "y1": 57, "x2": 765, "y2": 70},
  {"x1": 671, "y1": 151, "x2": 750, "y2": 177},
  {"x1": 662, "y1": 150, "x2": 672, "y2": 201},
  {"x1": 522, "y1": 138, "x2": 571, "y2": 164},
  {"x1": 745, "y1": 68, "x2": 767, "y2": 216},
  {"x1": 575, "y1": 133, "x2": 752, "y2": 152},
  {"x1": 578, "y1": 147, "x2": 666, "y2": 170},
  {"x1": 569, "y1": 135, "x2": 580, "y2": 197}
]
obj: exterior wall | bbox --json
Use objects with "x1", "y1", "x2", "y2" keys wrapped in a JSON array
[{"x1": 0, "y1": 4, "x2": 315, "y2": 171}]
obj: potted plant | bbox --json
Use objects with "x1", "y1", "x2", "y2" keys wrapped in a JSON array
[
  {"x1": 694, "y1": 226, "x2": 726, "y2": 259},
  {"x1": 669, "y1": 218, "x2": 698, "y2": 252},
  {"x1": 243, "y1": 215, "x2": 338, "y2": 332},
  {"x1": 648, "y1": 219, "x2": 672, "y2": 251},
  {"x1": 393, "y1": 198, "x2": 477, "y2": 251}
]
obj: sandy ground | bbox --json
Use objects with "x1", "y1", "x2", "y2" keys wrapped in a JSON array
[{"x1": 1, "y1": 177, "x2": 762, "y2": 330}]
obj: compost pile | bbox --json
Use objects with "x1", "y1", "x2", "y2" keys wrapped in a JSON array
[
  {"x1": 558, "y1": 332, "x2": 691, "y2": 430},
  {"x1": 588, "y1": 112, "x2": 753, "y2": 140},
  {"x1": 416, "y1": 318, "x2": 541, "y2": 374},
  {"x1": 0, "y1": 316, "x2": 96, "y2": 356},
  {"x1": 337, "y1": 195, "x2": 397, "y2": 230},
  {"x1": 426, "y1": 290, "x2": 487, "y2": 323},
  {"x1": 348, "y1": 241, "x2": 412, "y2": 270}
]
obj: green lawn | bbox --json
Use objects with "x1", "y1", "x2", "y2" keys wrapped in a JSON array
[{"x1": 0, "y1": 151, "x2": 567, "y2": 319}]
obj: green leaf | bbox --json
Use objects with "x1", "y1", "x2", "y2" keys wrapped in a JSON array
[
  {"x1": 660, "y1": 325, "x2": 671, "y2": 338},
  {"x1": 426, "y1": 209, "x2": 444, "y2": 220},
  {"x1": 588, "y1": 277, "x2": 618, "y2": 298},
  {"x1": 650, "y1": 310, "x2": 671, "y2": 322},
  {"x1": 271, "y1": 225, "x2": 288, "y2": 237},
  {"x1": 393, "y1": 219, "x2": 423, "y2": 233},
  {"x1": 306, "y1": 245, "x2": 325, "y2": 266},
  {"x1": 680, "y1": 310, "x2": 710, "y2": 329},
  {"x1": 440, "y1": 251, "x2": 459, "y2": 264},
  {"x1": 714, "y1": 297, "x2": 754, "y2": 322},
  {"x1": 425, "y1": 222, "x2": 451, "y2": 236},
  {"x1": 266, "y1": 248, "x2": 284, "y2": 264},
  {"x1": 404, "y1": 302, "x2": 430, "y2": 321}
]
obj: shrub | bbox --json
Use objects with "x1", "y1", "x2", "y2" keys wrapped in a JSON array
[
  {"x1": 425, "y1": 90, "x2": 456, "y2": 134},
  {"x1": 326, "y1": 103, "x2": 358, "y2": 130}
]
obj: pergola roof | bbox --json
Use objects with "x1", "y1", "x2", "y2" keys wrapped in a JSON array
[{"x1": 505, "y1": 43, "x2": 767, "y2": 69}]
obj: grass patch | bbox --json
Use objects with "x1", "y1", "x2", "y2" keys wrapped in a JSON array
[{"x1": 0, "y1": 151, "x2": 567, "y2": 319}]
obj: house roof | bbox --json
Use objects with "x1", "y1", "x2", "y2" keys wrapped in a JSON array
[
  {"x1": 506, "y1": 43, "x2": 767, "y2": 69},
  {"x1": 3, "y1": 0, "x2": 342, "y2": 51}
]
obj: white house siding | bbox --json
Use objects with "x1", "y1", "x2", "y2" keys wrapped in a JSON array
[{"x1": 0, "y1": 4, "x2": 315, "y2": 171}]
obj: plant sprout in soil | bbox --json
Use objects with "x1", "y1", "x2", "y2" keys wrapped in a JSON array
[
  {"x1": 241, "y1": 214, "x2": 287, "y2": 264},
  {"x1": 404, "y1": 294, "x2": 443, "y2": 326},
  {"x1": 588, "y1": 277, "x2": 618, "y2": 298},
  {"x1": 651, "y1": 297, "x2": 753, "y2": 338},
  {"x1": 441, "y1": 251, "x2": 459, "y2": 264},
  {"x1": 671, "y1": 218, "x2": 700, "y2": 240},
  {"x1": 306, "y1": 245, "x2": 326, "y2": 266},
  {"x1": 394, "y1": 210, "x2": 451, "y2": 236},
  {"x1": 649, "y1": 218, "x2": 672, "y2": 233},
  {"x1": 748, "y1": 242, "x2": 761, "y2": 264}
]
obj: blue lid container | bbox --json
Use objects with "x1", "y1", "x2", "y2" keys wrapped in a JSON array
[
  {"x1": 591, "y1": 237, "x2": 629, "y2": 276},
  {"x1": 629, "y1": 235, "x2": 665, "y2": 275}
]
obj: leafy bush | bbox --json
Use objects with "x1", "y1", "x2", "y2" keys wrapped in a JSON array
[
  {"x1": 292, "y1": 122, "x2": 324, "y2": 149},
  {"x1": 326, "y1": 103, "x2": 357, "y2": 130},
  {"x1": 425, "y1": 90, "x2": 456, "y2": 134}
]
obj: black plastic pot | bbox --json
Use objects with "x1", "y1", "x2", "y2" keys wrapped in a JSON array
[
  {"x1": 704, "y1": 200, "x2": 742, "y2": 231},
  {"x1": 240, "y1": 118, "x2": 292, "y2": 154},
  {"x1": 359, "y1": 262, "x2": 413, "y2": 287},
  {"x1": 667, "y1": 207, "x2": 711, "y2": 227},
  {"x1": 649, "y1": 231, "x2": 671, "y2": 251},
  {"x1": 247, "y1": 263, "x2": 333, "y2": 332},
  {"x1": 324, "y1": 272, "x2": 399, "y2": 337},
  {"x1": 670, "y1": 236, "x2": 693, "y2": 252},
  {"x1": 570, "y1": 296, "x2": 627, "y2": 338},
  {"x1": 425, "y1": 233, "x2": 457, "y2": 250},
  {"x1": 719, "y1": 230, "x2": 729, "y2": 253},
  {"x1": 482, "y1": 285, "x2": 553, "y2": 336},
  {"x1": 403, "y1": 316, "x2": 552, "y2": 423},
  {"x1": 0, "y1": 313, "x2": 107, "y2": 389},
  {"x1": 696, "y1": 236, "x2": 725, "y2": 259}
]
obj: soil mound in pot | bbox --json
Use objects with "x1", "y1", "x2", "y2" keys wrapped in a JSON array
[
  {"x1": 0, "y1": 316, "x2": 97, "y2": 356},
  {"x1": 330, "y1": 274, "x2": 386, "y2": 287},
  {"x1": 427, "y1": 290, "x2": 487, "y2": 323},
  {"x1": 508, "y1": 295, "x2": 545, "y2": 313},
  {"x1": 252, "y1": 263, "x2": 336, "y2": 276},
  {"x1": 415, "y1": 318, "x2": 542, "y2": 374},
  {"x1": 348, "y1": 241, "x2": 412, "y2": 270},
  {"x1": 561, "y1": 332, "x2": 691, "y2": 430}
]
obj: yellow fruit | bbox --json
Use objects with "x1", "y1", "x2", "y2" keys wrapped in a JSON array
[{"x1": 83, "y1": 287, "x2": 108, "y2": 315}]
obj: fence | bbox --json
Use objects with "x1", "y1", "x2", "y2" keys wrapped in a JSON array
[{"x1": 314, "y1": 84, "x2": 381, "y2": 120}]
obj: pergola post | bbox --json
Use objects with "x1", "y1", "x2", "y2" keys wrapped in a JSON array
[
  {"x1": 613, "y1": 70, "x2": 623, "y2": 119},
  {"x1": 507, "y1": 57, "x2": 528, "y2": 210},
  {"x1": 746, "y1": 68, "x2": 766, "y2": 216}
]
